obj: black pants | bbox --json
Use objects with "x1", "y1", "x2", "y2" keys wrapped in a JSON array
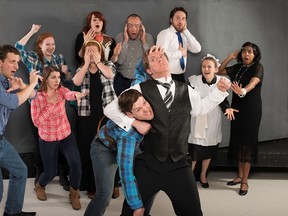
[
  {"x1": 121, "y1": 153, "x2": 203, "y2": 216},
  {"x1": 113, "y1": 73, "x2": 133, "y2": 96}
]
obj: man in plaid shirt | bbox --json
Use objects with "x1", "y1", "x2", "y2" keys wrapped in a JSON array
[{"x1": 84, "y1": 89, "x2": 154, "y2": 216}]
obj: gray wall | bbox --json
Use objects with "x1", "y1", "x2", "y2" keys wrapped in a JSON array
[{"x1": 1, "y1": 0, "x2": 287, "y2": 152}]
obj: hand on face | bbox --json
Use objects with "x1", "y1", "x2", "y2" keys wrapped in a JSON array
[
  {"x1": 90, "y1": 46, "x2": 101, "y2": 63},
  {"x1": 139, "y1": 24, "x2": 146, "y2": 43},
  {"x1": 123, "y1": 24, "x2": 129, "y2": 42},
  {"x1": 84, "y1": 46, "x2": 100, "y2": 64}
]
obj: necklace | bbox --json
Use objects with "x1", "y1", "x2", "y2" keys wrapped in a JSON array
[{"x1": 235, "y1": 63, "x2": 253, "y2": 83}]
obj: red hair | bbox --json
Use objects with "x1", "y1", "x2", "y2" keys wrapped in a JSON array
[{"x1": 35, "y1": 32, "x2": 55, "y2": 65}]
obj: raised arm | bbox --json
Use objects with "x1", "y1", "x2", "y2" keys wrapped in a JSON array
[
  {"x1": 218, "y1": 50, "x2": 239, "y2": 75},
  {"x1": 18, "y1": 24, "x2": 41, "y2": 46}
]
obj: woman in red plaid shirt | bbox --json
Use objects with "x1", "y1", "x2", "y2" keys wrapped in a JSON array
[{"x1": 30, "y1": 66, "x2": 88, "y2": 210}]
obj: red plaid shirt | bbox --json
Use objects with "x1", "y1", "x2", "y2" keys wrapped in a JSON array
[{"x1": 31, "y1": 86, "x2": 76, "y2": 141}]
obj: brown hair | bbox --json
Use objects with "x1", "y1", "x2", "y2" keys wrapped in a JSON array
[
  {"x1": 38, "y1": 66, "x2": 62, "y2": 92},
  {"x1": 82, "y1": 11, "x2": 106, "y2": 33},
  {"x1": 201, "y1": 57, "x2": 218, "y2": 68},
  {"x1": 142, "y1": 47, "x2": 169, "y2": 71},
  {"x1": 0, "y1": 44, "x2": 20, "y2": 61},
  {"x1": 118, "y1": 89, "x2": 143, "y2": 113}
]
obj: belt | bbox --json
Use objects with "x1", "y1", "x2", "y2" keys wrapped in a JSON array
[
  {"x1": 118, "y1": 73, "x2": 134, "y2": 81},
  {"x1": 0, "y1": 134, "x2": 3, "y2": 140}
]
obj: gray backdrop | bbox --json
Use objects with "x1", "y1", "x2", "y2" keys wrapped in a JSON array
[{"x1": 1, "y1": 0, "x2": 287, "y2": 153}]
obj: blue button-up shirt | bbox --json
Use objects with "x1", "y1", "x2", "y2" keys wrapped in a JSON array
[
  {"x1": 98, "y1": 120, "x2": 144, "y2": 210},
  {"x1": 0, "y1": 74, "x2": 19, "y2": 135}
]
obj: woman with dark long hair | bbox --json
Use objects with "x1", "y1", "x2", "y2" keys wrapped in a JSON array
[{"x1": 218, "y1": 42, "x2": 264, "y2": 196}]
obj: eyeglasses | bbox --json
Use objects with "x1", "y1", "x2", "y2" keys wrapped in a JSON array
[
  {"x1": 241, "y1": 48, "x2": 255, "y2": 55},
  {"x1": 127, "y1": 23, "x2": 141, "y2": 28}
]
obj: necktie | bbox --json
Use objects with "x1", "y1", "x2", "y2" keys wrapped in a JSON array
[
  {"x1": 155, "y1": 80, "x2": 174, "y2": 109},
  {"x1": 176, "y1": 31, "x2": 185, "y2": 70}
]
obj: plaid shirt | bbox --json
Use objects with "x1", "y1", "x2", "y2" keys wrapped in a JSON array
[
  {"x1": 77, "y1": 61, "x2": 116, "y2": 116},
  {"x1": 15, "y1": 42, "x2": 70, "y2": 74},
  {"x1": 98, "y1": 120, "x2": 144, "y2": 210},
  {"x1": 30, "y1": 86, "x2": 76, "y2": 141}
]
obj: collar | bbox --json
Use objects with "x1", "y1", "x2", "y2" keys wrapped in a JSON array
[
  {"x1": 154, "y1": 76, "x2": 172, "y2": 84},
  {"x1": 0, "y1": 73, "x2": 9, "y2": 89},
  {"x1": 169, "y1": 25, "x2": 177, "y2": 33},
  {"x1": 202, "y1": 75, "x2": 217, "y2": 86}
]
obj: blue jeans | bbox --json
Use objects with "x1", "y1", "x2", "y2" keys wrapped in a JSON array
[
  {"x1": 84, "y1": 137, "x2": 118, "y2": 216},
  {"x1": 38, "y1": 133, "x2": 81, "y2": 189},
  {"x1": 0, "y1": 137, "x2": 27, "y2": 214}
]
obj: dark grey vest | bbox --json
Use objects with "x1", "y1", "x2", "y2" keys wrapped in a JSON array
[{"x1": 140, "y1": 80, "x2": 191, "y2": 162}]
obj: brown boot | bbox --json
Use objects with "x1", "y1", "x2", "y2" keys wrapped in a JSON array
[
  {"x1": 69, "y1": 187, "x2": 81, "y2": 210},
  {"x1": 34, "y1": 182, "x2": 47, "y2": 201},
  {"x1": 112, "y1": 186, "x2": 120, "y2": 199}
]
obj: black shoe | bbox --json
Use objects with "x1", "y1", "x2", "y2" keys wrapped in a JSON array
[
  {"x1": 3, "y1": 211, "x2": 36, "y2": 216},
  {"x1": 59, "y1": 175, "x2": 70, "y2": 191},
  {"x1": 227, "y1": 176, "x2": 242, "y2": 186},
  {"x1": 239, "y1": 182, "x2": 248, "y2": 196},
  {"x1": 200, "y1": 180, "x2": 209, "y2": 188}
]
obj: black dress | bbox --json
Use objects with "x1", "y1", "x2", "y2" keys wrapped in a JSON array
[{"x1": 227, "y1": 63, "x2": 264, "y2": 163}]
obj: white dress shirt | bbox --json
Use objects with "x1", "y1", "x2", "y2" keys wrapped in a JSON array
[
  {"x1": 156, "y1": 25, "x2": 201, "y2": 75},
  {"x1": 104, "y1": 76, "x2": 228, "y2": 132}
]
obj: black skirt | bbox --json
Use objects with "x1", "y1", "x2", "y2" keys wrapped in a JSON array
[{"x1": 188, "y1": 143, "x2": 219, "y2": 161}]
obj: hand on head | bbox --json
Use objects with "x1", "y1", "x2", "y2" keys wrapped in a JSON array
[
  {"x1": 148, "y1": 45, "x2": 164, "y2": 55},
  {"x1": 123, "y1": 24, "x2": 129, "y2": 42}
]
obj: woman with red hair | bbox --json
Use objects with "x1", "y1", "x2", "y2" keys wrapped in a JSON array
[
  {"x1": 15, "y1": 24, "x2": 73, "y2": 192},
  {"x1": 75, "y1": 11, "x2": 117, "y2": 65},
  {"x1": 15, "y1": 24, "x2": 72, "y2": 85}
]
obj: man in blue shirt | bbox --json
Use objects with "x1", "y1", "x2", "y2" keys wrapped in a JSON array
[
  {"x1": 0, "y1": 44, "x2": 42, "y2": 216},
  {"x1": 84, "y1": 89, "x2": 154, "y2": 216}
]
